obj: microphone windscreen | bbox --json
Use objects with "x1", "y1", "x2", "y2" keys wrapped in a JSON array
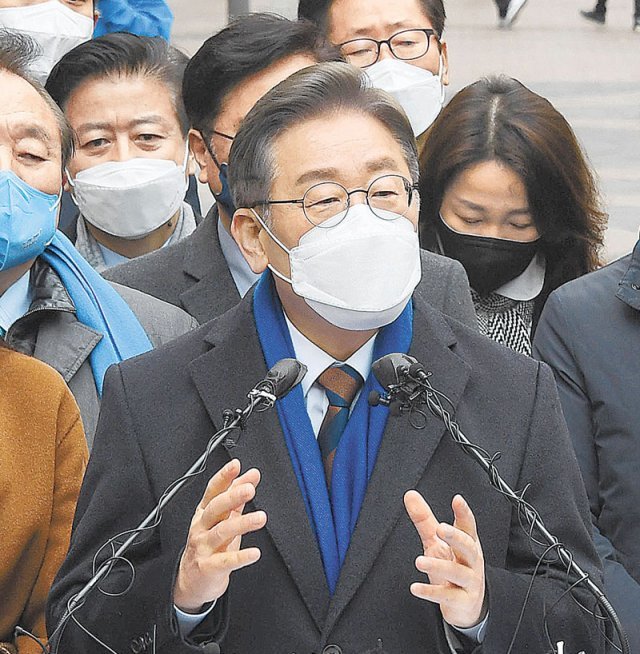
[
  {"x1": 372, "y1": 353, "x2": 416, "y2": 390},
  {"x1": 265, "y1": 358, "x2": 307, "y2": 399}
]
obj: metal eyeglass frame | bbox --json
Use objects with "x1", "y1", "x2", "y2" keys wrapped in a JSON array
[{"x1": 249, "y1": 174, "x2": 419, "y2": 228}]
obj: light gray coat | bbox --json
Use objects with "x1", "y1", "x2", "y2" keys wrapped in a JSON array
[{"x1": 6, "y1": 260, "x2": 197, "y2": 447}]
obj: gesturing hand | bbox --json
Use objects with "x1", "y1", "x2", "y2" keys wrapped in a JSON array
[
  {"x1": 173, "y1": 459, "x2": 267, "y2": 613},
  {"x1": 404, "y1": 491, "x2": 487, "y2": 630}
]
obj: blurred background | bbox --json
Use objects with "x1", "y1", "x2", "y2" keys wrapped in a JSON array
[{"x1": 168, "y1": 0, "x2": 640, "y2": 261}]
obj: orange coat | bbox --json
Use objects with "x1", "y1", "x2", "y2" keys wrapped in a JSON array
[{"x1": 0, "y1": 348, "x2": 87, "y2": 653}]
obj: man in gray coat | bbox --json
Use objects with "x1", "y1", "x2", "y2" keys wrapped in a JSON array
[
  {"x1": 105, "y1": 14, "x2": 476, "y2": 329},
  {"x1": 533, "y1": 239, "x2": 640, "y2": 652},
  {"x1": 0, "y1": 32, "x2": 196, "y2": 447}
]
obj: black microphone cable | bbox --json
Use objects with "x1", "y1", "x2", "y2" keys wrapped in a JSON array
[
  {"x1": 43, "y1": 358, "x2": 306, "y2": 654},
  {"x1": 370, "y1": 353, "x2": 630, "y2": 654}
]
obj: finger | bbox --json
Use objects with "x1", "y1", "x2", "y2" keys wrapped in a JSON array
[
  {"x1": 416, "y1": 556, "x2": 473, "y2": 589},
  {"x1": 404, "y1": 490, "x2": 440, "y2": 551},
  {"x1": 436, "y1": 523, "x2": 478, "y2": 569},
  {"x1": 410, "y1": 582, "x2": 465, "y2": 607},
  {"x1": 201, "y1": 547, "x2": 263, "y2": 575},
  {"x1": 207, "y1": 511, "x2": 267, "y2": 551},
  {"x1": 452, "y1": 495, "x2": 479, "y2": 541},
  {"x1": 201, "y1": 480, "x2": 259, "y2": 530},
  {"x1": 198, "y1": 459, "x2": 241, "y2": 510}
]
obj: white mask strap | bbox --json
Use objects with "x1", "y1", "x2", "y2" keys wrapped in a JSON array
[
  {"x1": 250, "y1": 208, "x2": 291, "y2": 255},
  {"x1": 249, "y1": 208, "x2": 295, "y2": 285}
]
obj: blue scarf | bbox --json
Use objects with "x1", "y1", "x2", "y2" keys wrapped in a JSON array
[
  {"x1": 41, "y1": 231, "x2": 153, "y2": 395},
  {"x1": 253, "y1": 273, "x2": 412, "y2": 593}
]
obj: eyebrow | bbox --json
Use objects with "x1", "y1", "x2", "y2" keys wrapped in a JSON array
[
  {"x1": 75, "y1": 114, "x2": 170, "y2": 135},
  {"x1": 458, "y1": 198, "x2": 531, "y2": 215},
  {"x1": 295, "y1": 158, "x2": 406, "y2": 187},
  {"x1": 13, "y1": 125, "x2": 53, "y2": 144},
  {"x1": 352, "y1": 20, "x2": 418, "y2": 37}
]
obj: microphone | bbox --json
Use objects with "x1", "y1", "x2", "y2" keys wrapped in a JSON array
[
  {"x1": 50, "y1": 358, "x2": 306, "y2": 654},
  {"x1": 370, "y1": 353, "x2": 630, "y2": 654},
  {"x1": 253, "y1": 358, "x2": 307, "y2": 400}
]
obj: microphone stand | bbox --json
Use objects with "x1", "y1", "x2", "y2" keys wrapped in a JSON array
[
  {"x1": 50, "y1": 385, "x2": 278, "y2": 652},
  {"x1": 372, "y1": 362, "x2": 629, "y2": 654}
]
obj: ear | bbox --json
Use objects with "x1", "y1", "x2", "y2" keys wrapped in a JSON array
[
  {"x1": 231, "y1": 208, "x2": 269, "y2": 275},
  {"x1": 62, "y1": 170, "x2": 71, "y2": 193},
  {"x1": 186, "y1": 148, "x2": 197, "y2": 176},
  {"x1": 440, "y1": 41, "x2": 450, "y2": 86},
  {"x1": 189, "y1": 129, "x2": 215, "y2": 185}
]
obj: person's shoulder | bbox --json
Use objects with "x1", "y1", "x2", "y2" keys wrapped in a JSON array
[
  {"x1": 419, "y1": 248, "x2": 464, "y2": 274},
  {"x1": 115, "y1": 293, "x2": 252, "y2": 381},
  {"x1": 0, "y1": 348, "x2": 74, "y2": 403},
  {"x1": 550, "y1": 254, "x2": 631, "y2": 308},
  {"x1": 109, "y1": 282, "x2": 197, "y2": 343},
  {"x1": 104, "y1": 236, "x2": 189, "y2": 287}
]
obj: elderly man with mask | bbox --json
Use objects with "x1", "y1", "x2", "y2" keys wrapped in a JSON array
[
  {"x1": 299, "y1": 0, "x2": 448, "y2": 149},
  {"x1": 0, "y1": 30, "x2": 195, "y2": 446},
  {"x1": 49, "y1": 62, "x2": 604, "y2": 654},
  {"x1": 105, "y1": 13, "x2": 475, "y2": 329}
]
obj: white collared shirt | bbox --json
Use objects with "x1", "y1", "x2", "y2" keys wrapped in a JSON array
[
  {"x1": 283, "y1": 312, "x2": 375, "y2": 435},
  {"x1": 0, "y1": 271, "x2": 32, "y2": 336},
  {"x1": 217, "y1": 216, "x2": 261, "y2": 297}
]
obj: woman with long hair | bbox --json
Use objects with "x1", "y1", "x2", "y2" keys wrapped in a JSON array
[
  {"x1": 0, "y1": 342, "x2": 87, "y2": 653},
  {"x1": 419, "y1": 75, "x2": 606, "y2": 354}
]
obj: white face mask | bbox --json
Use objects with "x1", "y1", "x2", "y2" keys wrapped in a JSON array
[
  {"x1": 253, "y1": 203, "x2": 422, "y2": 331},
  {"x1": 366, "y1": 57, "x2": 446, "y2": 136},
  {"x1": 0, "y1": 1, "x2": 93, "y2": 83},
  {"x1": 68, "y1": 149, "x2": 190, "y2": 240}
]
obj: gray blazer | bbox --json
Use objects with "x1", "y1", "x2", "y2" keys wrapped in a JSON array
[
  {"x1": 49, "y1": 289, "x2": 603, "y2": 654},
  {"x1": 9, "y1": 273, "x2": 197, "y2": 448},
  {"x1": 105, "y1": 205, "x2": 478, "y2": 329},
  {"x1": 533, "y1": 241, "x2": 640, "y2": 652}
]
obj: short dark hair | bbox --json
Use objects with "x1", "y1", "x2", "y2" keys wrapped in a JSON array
[
  {"x1": 0, "y1": 29, "x2": 74, "y2": 167},
  {"x1": 182, "y1": 13, "x2": 341, "y2": 136},
  {"x1": 46, "y1": 33, "x2": 190, "y2": 136},
  {"x1": 229, "y1": 61, "x2": 418, "y2": 215},
  {"x1": 298, "y1": 0, "x2": 446, "y2": 37},
  {"x1": 418, "y1": 75, "x2": 606, "y2": 311}
]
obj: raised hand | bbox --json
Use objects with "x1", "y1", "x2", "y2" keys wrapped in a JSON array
[
  {"x1": 173, "y1": 459, "x2": 267, "y2": 613},
  {"x1": 404, "y1": 491, "x2": 487, "y2": 630}
]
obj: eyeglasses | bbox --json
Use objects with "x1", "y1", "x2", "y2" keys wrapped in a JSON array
[
  {"x1": 211, "y1": 129, "x2": 234, "y2": 141},
  {"x1": 251, "y1": 174, "x2": 418, "y2": 228},
  {"x1": 339, "y1": 28, "x2": 438, "y2": 69}
]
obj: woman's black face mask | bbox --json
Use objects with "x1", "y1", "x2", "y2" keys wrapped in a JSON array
[{"x1": 436, "y1": 216, "x2": 539, "y2": 296}]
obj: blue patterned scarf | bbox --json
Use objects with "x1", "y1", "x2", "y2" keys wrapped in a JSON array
[{"x1": 253, "y1": 273, "x2": 412, "y2": 593}]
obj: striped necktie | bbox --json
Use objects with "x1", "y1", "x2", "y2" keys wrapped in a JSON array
[{"x1": 317, "y1": 363, "x2": 364, "y2": 489}]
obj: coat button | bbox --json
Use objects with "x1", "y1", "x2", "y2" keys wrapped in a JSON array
[{"x1": 322, "y1": 646, "x2": 343, "y2": 654}]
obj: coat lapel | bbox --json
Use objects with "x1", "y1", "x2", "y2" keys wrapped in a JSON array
[
  {"x1": 179, "y1": 206, "x2": 240, "y2": 324},
  {"x1": 34, "y1": 313, "x2": 102, "y2": 383},
  {"x1": 323, "y1": 300, "x2": 472, "y2": 635},
  {"x1": 187, "y1": 298, "x2": 330, "y2": 630}
]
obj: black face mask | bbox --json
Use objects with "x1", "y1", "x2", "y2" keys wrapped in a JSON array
[{"x1": 436, "y1": 216, "x2": 539, "y2": 296}]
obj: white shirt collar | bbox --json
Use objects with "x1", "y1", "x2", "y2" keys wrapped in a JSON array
[
  {"x1": 0, "y1": 270, "x2": 33, "y2": 333},
  {"x1": 283, "y1": 311, "x2": 376, "y2": 398},
  {"x1": 496, "y1": 251, "x2": 546, "y2": 301},
  {"x1": 217, "y1": 215, "x2": 261, "y2": 297}
]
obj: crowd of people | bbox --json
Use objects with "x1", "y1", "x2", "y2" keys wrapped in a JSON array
[{"x1": 0, "y1": 0, "x2": 638, "y2": 653}]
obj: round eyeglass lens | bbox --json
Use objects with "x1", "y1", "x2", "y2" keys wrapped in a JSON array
[
  {"x1": 367, "y1": 175, "x2": 413, "y2": 219},
  {"x1": 303, "y1": 182, "x2": 349, "y2": 226}
]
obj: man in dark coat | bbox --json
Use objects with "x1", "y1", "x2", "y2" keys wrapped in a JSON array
[
  {"x1": 48, "y1": 63, "x2": 604, "y2": 654},
  {"x1": 533, "y1": 239, "x2": 640, "y2": 652},
  {"x1": 104, "y1": 14, "x2": 477, "y2": 330}
]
